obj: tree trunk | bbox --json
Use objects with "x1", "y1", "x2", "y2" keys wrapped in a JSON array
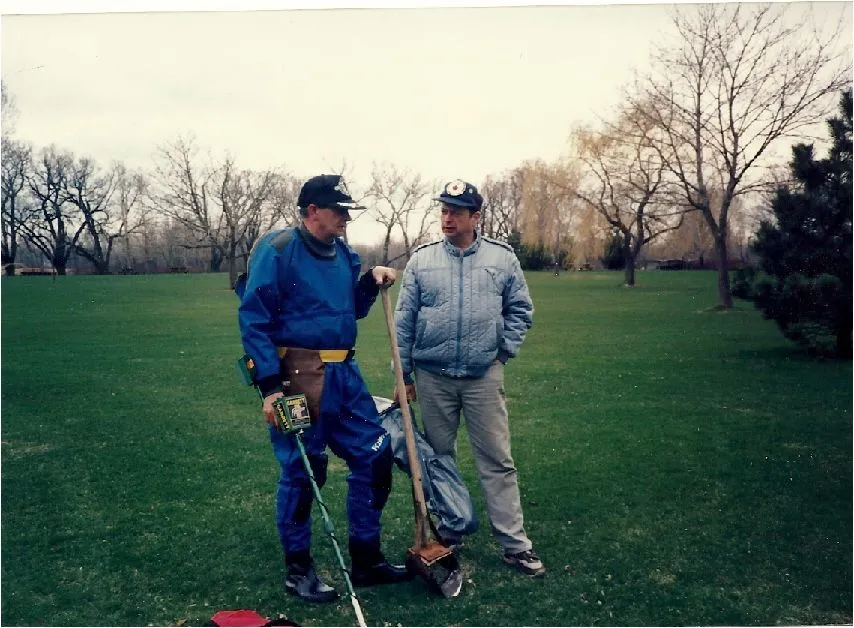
[
  {"x1": 227, "y1": 246, "x2": 238, "y2": 289},
  {"x1": 210, "y1": 247, "x2": 224, "y2": 273},
  {"x1": 3, "y1": 213, "x2": 18, "y2": 268},
  {"x1": 74, "y1": 246, "x2": 111, "y2": 274},
  {"x1": 381, "y1": 229, "x2": 392, "y2": 266},
  {"x1": 52, "y1": 242, "x2": 68, "y2": 276},
  {"x1": 714, "y1": 235, "x2": 733, "y2": 308},
  {"x1": 624, "y1": 254, "x2": 636, "y2": 287}
]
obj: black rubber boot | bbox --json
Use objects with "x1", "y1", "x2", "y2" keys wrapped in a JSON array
[{"x1": 349, "y1": 538, "x2": 412, "y2": 587}]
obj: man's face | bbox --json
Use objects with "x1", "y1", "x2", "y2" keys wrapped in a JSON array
[
  {"x1": 312, "y1": 205, "x2": 351, "y2": 240},
  {"x1": 440, "y1": 203, "x2": 480, "y2": 240}
]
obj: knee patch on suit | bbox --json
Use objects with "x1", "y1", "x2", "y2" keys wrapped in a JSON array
[
  {"x1": 293, "y1": 455, "x2": 328, "y2": 523},
  {"x1": 309, "y1": 454, "x2": 328, "y2": 489},
  {"x1": 369, "y1": 445, "x2": 393, "y2": 511},
  {"x1": 292, "y1": 479, "x2": 314, "y2": 524}
]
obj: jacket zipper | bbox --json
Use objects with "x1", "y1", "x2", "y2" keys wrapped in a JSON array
[{"x1": 455, "y1": 252, "x2": 464, "y2": 374}]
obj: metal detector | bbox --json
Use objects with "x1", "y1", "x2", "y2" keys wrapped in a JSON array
[{"x1": 236, "y1": 355, "x2": 368, "y2": 628}]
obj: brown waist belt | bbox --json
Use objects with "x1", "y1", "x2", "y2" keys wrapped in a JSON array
[{"x1": 277, "y1": 347, "x2": 354, "y2": 362}]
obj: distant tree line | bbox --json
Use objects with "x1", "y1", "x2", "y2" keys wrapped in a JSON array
[{"x1": 2, "y1": 4, "x2": 850, "y2": 311}]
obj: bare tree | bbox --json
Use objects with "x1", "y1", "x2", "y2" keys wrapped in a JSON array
[
  {"x1": 364, "y1": 163, "x2": 435, "y2": 265},
  {"x1": 516, "y1": 159, "x2": 581, "y2": 268},
  {"x1": 516, "y1": 160, "x2": 553, "y2": 248},
  {"x1": 268, "y1": 172, "x2": 302, "y2": 228},
  {"x1": 480, "y1": 170, "x2": 523, "y2": 241},
  {"x1": 150, "y1": 135, "x2": 283, "y2": 284},
  {"x1": 397, "y1": 190, "x2": 438, "y2": 260},
  {"x1": 633, "y1": 3, "x2": 851, "y2": 306},
  {"x1": 23, "y1": 146, "x2": 85, "y2": 274},
  {"x1": 64, "y1": 158, "x2": 148, "y2": 274},
  {"x1": 1, "y1": 138, "x2": 33, "y2": 273},
  {"x1": 214, "y1": 157, "x2": 278, "y2": 287},
  {"x1": 150, "y1": 136, "x2": 225, "y2": 272},
  {"x1": 543, "y1": 162, "x2": 584, "y2": 269},
  {"x1": 573, "y1": 199, "x2": 610, "y2": 267},
  {"x1": 65, "y1": 157, "x2": 115, "y2": 273},
  {"x1": 661, "y1": 204, "x2": 715, "y2": 263},
  {"x1": 112, "y1": 164, "x2": 150, "y2": 271},
  {"x1": 572, "y1": 106, "x2": 686, "y2": 286},
  {"x1": 153, "y1": 218, "x2": 195, "y2": 271},
  {"x1": 239, "y1": 171, "x2": 301, "y2": 268}
]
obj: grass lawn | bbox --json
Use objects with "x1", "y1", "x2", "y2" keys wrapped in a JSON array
[{"x1": 1, "y1": 270, "x2": 850, "y2": 626}]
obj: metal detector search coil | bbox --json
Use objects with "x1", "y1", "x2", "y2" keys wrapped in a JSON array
[{"x1": 273, "y1": 395, "x2": 312, "y2": 434}]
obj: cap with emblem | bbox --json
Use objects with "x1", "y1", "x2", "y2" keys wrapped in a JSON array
[
  {"x1": 298, "y1": 174, "x2": 366, "y2": 212},
  {"x1": 434, "y1": 179, "x2": 483, "y2": 211}
]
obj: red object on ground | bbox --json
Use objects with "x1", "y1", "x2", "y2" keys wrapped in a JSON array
[{"x1": 210, "y1": 610, "x2": 269, "y2": 627}]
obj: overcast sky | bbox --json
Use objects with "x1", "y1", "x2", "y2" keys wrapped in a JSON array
[{"x1": 1, "y1": 1, "x2": 851, "y2": 244}]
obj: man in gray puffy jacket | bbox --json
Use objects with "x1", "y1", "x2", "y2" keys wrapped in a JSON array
[{"x1": 394, "y1": 179, "x2": 544, "y2": 577}]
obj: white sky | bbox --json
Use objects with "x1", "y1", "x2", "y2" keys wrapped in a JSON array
[{"x1": 1, "y1": 0, "x2": 851, "y2": 244}]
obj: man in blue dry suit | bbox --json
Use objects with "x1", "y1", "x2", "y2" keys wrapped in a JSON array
[{"x1": 236, "y1": 174, "x2": 410, "y2": 604}]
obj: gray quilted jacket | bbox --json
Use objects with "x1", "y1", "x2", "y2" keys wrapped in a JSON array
[{"x1": 394, "y1": 234, "x2": 533, "y2": 382}]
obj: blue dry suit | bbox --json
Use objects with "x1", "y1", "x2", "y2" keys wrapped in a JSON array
[{"x1": 236, "y1": 226, "x2": 393, "y2": 556}]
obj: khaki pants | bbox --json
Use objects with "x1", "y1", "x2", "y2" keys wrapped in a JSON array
[{"x1": 415, "y1": 363, "x2": 533, "y2": 554}]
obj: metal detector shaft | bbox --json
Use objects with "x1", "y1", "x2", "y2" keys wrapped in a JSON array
[{"x1": 291, "y1": 431, "x2": 367, "y2": 628}]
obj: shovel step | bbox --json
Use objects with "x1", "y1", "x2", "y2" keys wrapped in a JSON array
[
  {"x1": 406, "y1": 543, "x2": 463, "y2": 598},
  {"x1": 408, "y1": 541, "x2": 454, "y2": 566}
]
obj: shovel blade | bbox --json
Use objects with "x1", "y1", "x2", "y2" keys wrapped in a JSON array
[
  {"x1": 437, "y1": 565, "x2": 463, "y2": 598},
  {"x1": 406, "y1": 542, "x2": 463, "y2": 598}
]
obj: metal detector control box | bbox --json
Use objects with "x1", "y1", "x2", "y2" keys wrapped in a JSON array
[{"x1": 273, "y1": 395, "x2": 312, "y2": 435}]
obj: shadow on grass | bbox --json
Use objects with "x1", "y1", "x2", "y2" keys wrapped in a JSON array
[
  {"x1": 732, "y1": 344, "x2": 838, "y2": 364},
  {"x1": 695, "y1": 304, "x2": 755, "y2": 314}
]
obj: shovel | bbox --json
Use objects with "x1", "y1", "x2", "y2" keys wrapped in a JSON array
[{"x1": 380, "y1": 288, "x2": 463, "y2": 598}]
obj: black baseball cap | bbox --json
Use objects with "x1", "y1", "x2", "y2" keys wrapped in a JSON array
[
  {"x1": 434, "y1": 179, "x2": 483, "y2": 211},
  {"x1": 298, "y1": 174, "x2": 366, "y2": 212}
]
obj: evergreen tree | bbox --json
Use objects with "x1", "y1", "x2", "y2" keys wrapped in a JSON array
[
  {"x1": 601, "y1": 229, "x2": 627, "y2": 270},
  {"x1": 750, "y1": 90, "x2": 852, "y2": 357}
]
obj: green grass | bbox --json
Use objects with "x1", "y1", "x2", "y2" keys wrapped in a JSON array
[{"x1": 1, "y1": 271, "x2": 851, "y2": 626}]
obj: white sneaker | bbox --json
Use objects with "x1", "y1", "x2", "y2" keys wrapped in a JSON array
[{"x1": 503, "y1": 549, "x2": 546, "y2": 576}]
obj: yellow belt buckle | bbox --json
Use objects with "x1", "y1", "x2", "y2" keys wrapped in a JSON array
[{"x1": 319, "y1": 349, "x2": 349, "y2": 362}]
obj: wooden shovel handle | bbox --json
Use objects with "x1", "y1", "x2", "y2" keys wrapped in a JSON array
[{"x1": 380, "y1": 288, "x2": 431, "y2": 548}]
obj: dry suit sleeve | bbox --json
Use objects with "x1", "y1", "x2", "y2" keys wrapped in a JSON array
[
  {"x1": 348, "y1": 245, "x2": 378, "y2": 319},
  {"x1": 238, "y1": 243, "x2": 283, "y2": 396}
]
